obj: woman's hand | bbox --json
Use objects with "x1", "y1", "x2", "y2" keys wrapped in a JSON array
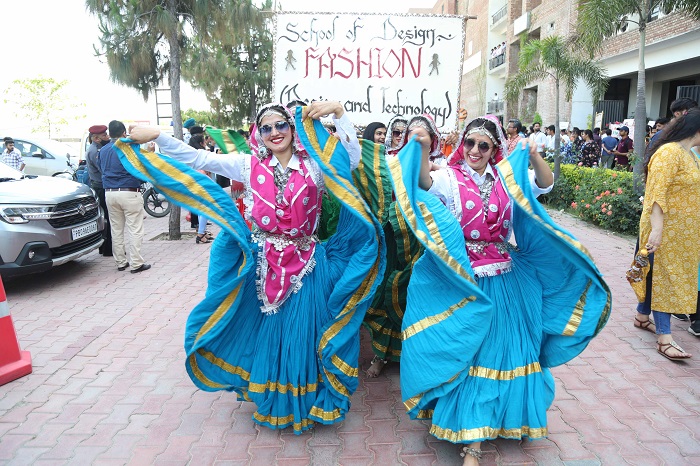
[
  {"x1": 409, "y1": 126, "x2": 432, "y2": 150},
  {"x1": 646, "y1": 229, "x2": 662, "y2": 253},
  {"x1": 646, "y1": 202, "x2": 665, "y2": 253},
  {"x1": 522, "y1": 140, "x2": 554, "y2": 188},
  {"x1": 129, "y1": 126, "x2": 161, "y2": 144},
  {"x1": 520, "y1": 139, "x2": 539, "y2": 159},
  {"x1": 444, "y1": 131, "x2": 459, "y2": 146},
  {"x1": 302, "y1": 101, "x2": 344, "y2": 120}
]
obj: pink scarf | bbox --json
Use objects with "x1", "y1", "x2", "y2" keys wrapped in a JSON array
[
  {"x1": 250, "y1": 155, "x2": 320, "y2": 312},
  {"x1": 450, "y1": 165, "x2": 513, "y2": 276}
]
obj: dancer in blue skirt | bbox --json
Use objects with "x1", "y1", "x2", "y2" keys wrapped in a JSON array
[
  {"x1": 390, "y1": 116, "x2": 610, "y2": 464},
  {"x1": 121, "y1": 101, "x2": 385, "y2": 434}
]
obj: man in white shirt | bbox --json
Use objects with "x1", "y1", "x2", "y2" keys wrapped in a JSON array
[
  {"x1": 2, "y1": 138, "x2": 25, "y2": 172},
  {"x1": 545, "y1": 125, "x2": 556, "y2": 152},
  {"x1": 528, "y1": 123, "x2": 548, "y2": 156}
]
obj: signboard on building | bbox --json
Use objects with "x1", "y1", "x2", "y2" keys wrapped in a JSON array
[{"x1": 272, "y1": 12, "x2": 465, "y2": 131}]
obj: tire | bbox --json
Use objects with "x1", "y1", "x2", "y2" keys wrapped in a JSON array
[{"x1": 143, "y1": 187, "x2": 171, "y2": 218}]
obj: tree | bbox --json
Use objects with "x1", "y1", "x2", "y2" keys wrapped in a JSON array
[
  {"x1": 182, "y1": 0, "x2": 273, "y2": 127},
  {"x1": 85, "y1": 0, "x2": 254, "y2": 239},
  {"x1": 3, "y1": 77, "x2": 85, "y2": 138},
  {"x1": 577, "y1": 0, "x2": 700, "y2": 190},
  {"x1": 505, "y1": 35, "x2": 608, "y2": 181},
  {"x1": 181, "y1": 109, "x2": 217, "y2": 127}
]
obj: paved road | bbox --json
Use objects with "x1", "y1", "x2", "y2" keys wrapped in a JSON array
[{"x1": 1, "y1": 210, "x2": 698, "y2": 465}]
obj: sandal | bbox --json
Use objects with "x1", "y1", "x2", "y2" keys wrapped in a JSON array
[
  {"x1": 657, "y1": 341, "x2": 692, "y2": 360},
  {"x1": 366, "y1": 355, "x2": 388, "y2": 378},
  {"x1": 460, "y1": 446, "x2": 483, "y2": 461},
  {"x1": 196, "y1": 234, "x2": 211, "y2": 244},
  {"x1": 634, "y1": 316, "x2": 656, "y2": 334}
]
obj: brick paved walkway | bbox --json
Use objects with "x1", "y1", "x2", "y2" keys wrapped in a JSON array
[{"x1": 1, "y1": 209, "x2": 698, "y2": 465}]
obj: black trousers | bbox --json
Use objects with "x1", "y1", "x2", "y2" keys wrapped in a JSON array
[{"x1": 92, "y1": 183, "x2": 113, "y2": 256}]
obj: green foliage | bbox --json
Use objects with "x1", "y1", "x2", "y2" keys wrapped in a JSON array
[
  {"x1": 181, "y1": 109, "x2": 215, "y2": 127},
  {"x1": 85, "y1": 0, "x2": 270, "y2": 127},
  {"x1": 540, "y1": 164, "x2": 643, "y2": 235},
  {"x1": 505, "y1": 35, "x2": 608, "y2": 104},
  {"x1": 576, "y1": 0, "x2": 700, "y2": 57},
  {"x1": 576, "y1": 0, "x2": 700, "y2": 186},
  {"x1": 3, "y1": 76, "x2": 85, "y2": 138},
  {"x1": 533, "y1": 112, "x2": 543, "y2": 125},
  {"x1": 182, "y1": 0, "x2": 273, "y2": 126}
]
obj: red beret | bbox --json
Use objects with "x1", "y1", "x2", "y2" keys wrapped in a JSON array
[{"x1": 88, "y1": 125, "x2": 108, "y2": 134}]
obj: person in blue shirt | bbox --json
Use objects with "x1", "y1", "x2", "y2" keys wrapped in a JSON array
[
  {"x1": 99, "y1": 120, "x2": 151, "y2": 274},
  {"x1": 600, "y1": 128, "x2": 618, "y2": 168}
]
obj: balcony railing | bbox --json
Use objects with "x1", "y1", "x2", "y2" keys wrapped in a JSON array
[
  {"x1": 488, "y1": 100, "x2": 505, "y2": 114},
  {"x1": 489, "y1": 53, "x2": 506, "y2": 70},
  {"x1": 492, "y1": 5, "x2": 508, "y2": 24}
]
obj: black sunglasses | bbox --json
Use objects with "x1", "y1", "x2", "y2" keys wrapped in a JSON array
[
  {"x1": 464, "y1": 138, "x2": 492, "y2": 154},
  {"x1": 259, "y1": 121, "x2": 290, "y2": 136},
  {"x1": 392, "y1": 130, "x2": 403, "y2": 137}
]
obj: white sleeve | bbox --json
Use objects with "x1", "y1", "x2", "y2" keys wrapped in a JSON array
[
  {"x1": 154, "y1": 133, "x2": 246, "y2": 182},
  {"x1": 427, "y1": 168, "x2": 454, "y2": 211},
  {"x1": 529, "y1": 169, "x2": 553, "y2": 197},
  {"x1": 332, "y1": 113, "x2": 361, "y2": 170}
]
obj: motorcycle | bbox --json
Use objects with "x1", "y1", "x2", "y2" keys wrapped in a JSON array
[{"x1": 142, "y1": 182, "x2": 171, "y2": 218}]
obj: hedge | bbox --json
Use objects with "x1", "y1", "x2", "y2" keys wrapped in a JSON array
[{"x1": 539, "y1": 164, "x2": 643, "y2": 236}]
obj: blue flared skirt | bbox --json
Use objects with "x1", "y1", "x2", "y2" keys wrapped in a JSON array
[
  {"x1": 428, "y1": 257, "x2": 556, "y2": 443},
  {"x1": 195, "y1": 207, "x2": 362, "y2": 433}
]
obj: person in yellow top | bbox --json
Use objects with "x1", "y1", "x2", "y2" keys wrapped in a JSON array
[{"x1": 635, "y1": 108, "x2": 700, "y2": 360}]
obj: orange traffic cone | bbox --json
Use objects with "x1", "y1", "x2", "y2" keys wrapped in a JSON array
[{"x1": 0, "y1": 277, "x2": 32, "y2": 385}]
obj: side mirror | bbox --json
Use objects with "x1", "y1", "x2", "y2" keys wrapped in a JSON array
[{"x1": 32, "y1": 152, "x2": 45, "y2": 158}]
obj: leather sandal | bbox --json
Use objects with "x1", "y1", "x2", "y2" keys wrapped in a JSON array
[
  {"x1": 634, "y1": 316, "x2": 656, "y2": 334},
  {"x1": 657, "y1": 341, "x2": 691, "y2": 360},
  {"x1": 196, "y1": 234, "x2": 211, "y2": 244}
]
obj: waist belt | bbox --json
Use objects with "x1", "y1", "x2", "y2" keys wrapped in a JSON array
[{"x1": 105, "y1": 187, "x2": 139, "y2": 192}]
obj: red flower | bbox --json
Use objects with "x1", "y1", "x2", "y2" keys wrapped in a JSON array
[
  {"x1": 571, "y1": 202, "x2": 578, "y2": 209},
  {"x1": 607, "y1": 211, "x2": 613, "y2": 216},
  {"x1": 617, "y1": 188, "x2": 623, "y2": 194},
  {"x1": 585, "y1": 204, "x2": 591, "y2": 208}
]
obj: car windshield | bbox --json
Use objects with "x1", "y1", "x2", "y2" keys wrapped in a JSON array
[
  {"x1": 32, "y1": 139, "x2": 79, "y2": 160},
  {"x1": 0, "y1": 162, "x2": 23, "y2": 180}
]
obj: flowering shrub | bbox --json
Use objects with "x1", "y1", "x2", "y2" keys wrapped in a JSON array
[{"x1": 539, "y1": 164, "x2": 643, "y2": 235}]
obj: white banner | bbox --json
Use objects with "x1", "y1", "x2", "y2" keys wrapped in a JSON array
[{"x1": 273, "y1": 12, "x2": 465, "y2": 132}]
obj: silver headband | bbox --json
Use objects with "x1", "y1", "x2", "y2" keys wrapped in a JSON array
[
  {"x1": 259, "y1": 109, "x2": 287, "y2": 122},
  {"x1": 465, "y1": 125, "x2": 498, "y2": 146},
  {"x1": 408, "y1": 120, "x2": 430, "y2": 132}
]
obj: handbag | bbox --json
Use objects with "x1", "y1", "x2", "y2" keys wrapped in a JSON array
[{"x1": 626, "y1": 247, "x2": 650, "y2": 303}]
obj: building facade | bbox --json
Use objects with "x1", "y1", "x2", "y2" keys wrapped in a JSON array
[{"x1": 413, "y1": 0, "x2": 700, "y2": 130}]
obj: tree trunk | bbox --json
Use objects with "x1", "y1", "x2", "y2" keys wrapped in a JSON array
[
  {"x1": 249, "y1": 47, "x2": 257, "y2": 123},
  {"x1": 632, "y1": 4, "x2": 648, "y2": 194},
  {"x1": 166, "y1": 0, "x2": 182, "y2": 240},
  {"x1": 553, "y1": 77, "x2": 561, "y2": 181}
]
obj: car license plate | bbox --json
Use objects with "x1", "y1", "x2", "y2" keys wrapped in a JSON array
[{"x1": 72, "y1": 221, "x2": 98, "y2": 240}]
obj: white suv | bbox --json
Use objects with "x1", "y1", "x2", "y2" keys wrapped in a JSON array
[{"x1": 5, "y1": 136, "x2": 77, "y2": 178}]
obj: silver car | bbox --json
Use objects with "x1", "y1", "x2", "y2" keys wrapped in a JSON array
[{"x1": 0, "y1": 162, "x2": 105, "y2": 278}]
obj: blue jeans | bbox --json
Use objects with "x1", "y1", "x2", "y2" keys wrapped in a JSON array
[
  {"x1": 634, "y1": 241, "x2": 671, "y2": 334},
  {"x1": 197, "y1": 214, "x2": 208, "y2": 235}
]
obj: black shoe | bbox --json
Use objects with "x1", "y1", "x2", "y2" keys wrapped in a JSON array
[
  {"x1": 671, "y1": 313, "x2": 690, "y2": 321},
  {"x1": 688, "y1": 320, "x2": 700, "y2": 336},
  {"x1": 130, "y1": 264, "x2": 151, "y2": 274},
  {"x1": 191, "y1": 224, "x2": 199, "y2": 229},
  {"x1": 117, "y1": 263, "x2": 129, "y2": 271}
]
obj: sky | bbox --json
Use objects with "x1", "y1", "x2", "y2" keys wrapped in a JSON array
[{"x1": 0, "y1": 0, "x2": 436, "y2": 139}]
